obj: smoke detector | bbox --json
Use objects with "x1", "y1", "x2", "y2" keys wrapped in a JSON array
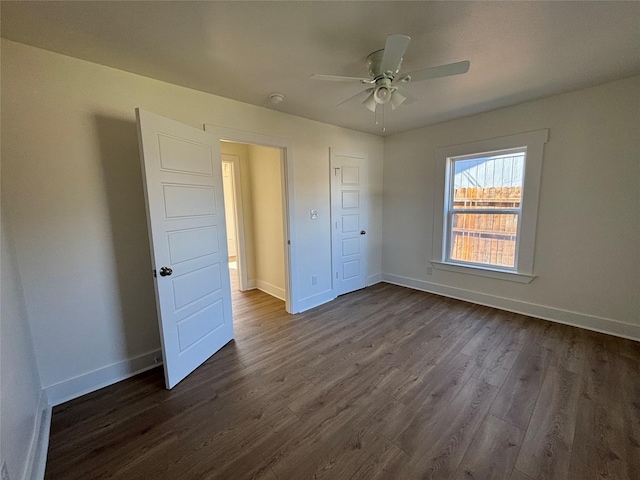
[{"x1": 269, "y1": 93, "x2": 285, "y2": 104}]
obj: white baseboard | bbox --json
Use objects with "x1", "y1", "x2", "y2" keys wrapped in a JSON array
[
  {"x1": 367, "y1": 273, "x2": 382, "y2": 286},
  {"x1": 24, "y1": 391, "x2": 51, "y2": 480},
  {"x1": 255, "y1": 279, "x2": 286, "y2": 301},
  {"x1": 296, "y1": 289, "x2": 336, "y2": 313},
  {"x1": 382, "y1": 273, "x2": 640, "y2": 342},
  {"x1": 45, "y1": 349, "x2": 163, "y2": 406}
]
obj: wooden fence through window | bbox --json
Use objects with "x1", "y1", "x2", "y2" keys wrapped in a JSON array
[{"x1": 450, "y1": 187, "x2": 521, "y2": 268}]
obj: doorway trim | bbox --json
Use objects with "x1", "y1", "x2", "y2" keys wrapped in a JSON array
[
  {"x1": 221, "y1": 154, "x2": 248, "y2": 291},
  {"x1": 204, "y1": 125, "x2": 297, "y2": 314}
]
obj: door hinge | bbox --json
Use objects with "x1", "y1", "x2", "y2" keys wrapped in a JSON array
[
  {"x1": 153, "y1": 269, "x2": 157, "y2": 278},
  {"x1": 287, "y1": 240, "x2": 291, "y2": 245},
  {"x1": 334, "y1": 167, "x2": 340, "y2": 176}
]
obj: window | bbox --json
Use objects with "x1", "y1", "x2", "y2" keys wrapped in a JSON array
[
  {"x1": 447, "y1": 149, "x2": 524, "y2": 269},
  {"x1": 432, "y1": 130, "x2": 548, "y2": 283}
]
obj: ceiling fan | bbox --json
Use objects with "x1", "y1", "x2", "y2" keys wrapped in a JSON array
[{"x1": 311, "y1": 34, "x2": 470, "y2": 113}]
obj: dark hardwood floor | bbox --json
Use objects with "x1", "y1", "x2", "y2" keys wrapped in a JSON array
[{"x1": 45, "y1": 281, "x2": 640, "y2": 480}]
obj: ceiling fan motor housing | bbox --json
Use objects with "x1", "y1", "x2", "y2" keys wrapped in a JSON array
[{"x1": 367, "y1": 49, "x2": 403, "y2": 78}]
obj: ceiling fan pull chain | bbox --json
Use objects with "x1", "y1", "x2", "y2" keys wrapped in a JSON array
[{"x1": 382, "y1": 104, "x2": 386, "y2": 132}]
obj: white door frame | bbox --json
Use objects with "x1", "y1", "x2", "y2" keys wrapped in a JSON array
[
  {"x1": 221, "y1": 154, "x2": 248, "y2": 291},
  {"x1": 204, "y1": 125, "x2": 297, "y2": 314}
]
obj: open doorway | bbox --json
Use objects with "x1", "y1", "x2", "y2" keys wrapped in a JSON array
[
  {"x1": 221, "y1": 157, "x2": 240, "y2": 291},
  {"x1": 205, "y1": 124, "x2": 297, "y2": 314},
  {"x1": 220, "y1": 141, "x2": 288, "y2": 308}
]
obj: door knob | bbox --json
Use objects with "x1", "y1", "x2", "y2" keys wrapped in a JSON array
[
  {"x1": 159, "y1": 266, "x2": 173, "y2": 277},
  {"x1": 360, "y1": 230, "x2": 366, "y2": 235}
]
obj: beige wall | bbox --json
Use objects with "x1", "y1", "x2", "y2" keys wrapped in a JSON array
[
  {"x1": 248, "y1": 145, "x2": 286, "y2": 299},
  {"x1": 383, "y1": 76, "x2": 640, "y2": 337},
  {"x1": 1, "y1": 39, "x2": 384, "y2": 403}
]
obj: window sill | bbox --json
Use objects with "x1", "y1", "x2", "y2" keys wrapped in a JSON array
[{"x1": 431, "y1": 261, "x2": 535, "y2": 284}]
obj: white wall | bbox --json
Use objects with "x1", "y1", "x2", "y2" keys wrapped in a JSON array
[
  {"x1": 382, "y1": 76, "x2": 640, "y2": 339},
  {"x1": 248, "y1": 145, "x2": 286, "y2": 299},
  {"x1": 1, "y1": 39, "x2": 384, "y2": 404},
  {"x1": 1, "y1": 209, "x2": 46, "y2": 480}
]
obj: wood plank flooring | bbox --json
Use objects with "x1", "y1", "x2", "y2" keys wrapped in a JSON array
[{"x1": 45, "y1": 283, "x2": 640, "y2": 480}]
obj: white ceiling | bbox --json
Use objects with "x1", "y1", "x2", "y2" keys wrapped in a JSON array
[{"x1": 2, "y1": 1, "x2": 639, "y2": 136}]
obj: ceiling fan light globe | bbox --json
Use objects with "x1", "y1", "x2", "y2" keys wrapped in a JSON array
[
  {"x1": 374, "y1": 85, "x2": 391, "y2": 104},
  {"x1": 390, "y1": 90, "x2": 407, "y2": 110},
  {"x1": 362, "y1": 92, "x2": 377, "y2": 112}
]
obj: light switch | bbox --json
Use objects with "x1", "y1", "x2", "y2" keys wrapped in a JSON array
[{"x1": 310, "y1": 209, "x2": 319, "y2": 220}]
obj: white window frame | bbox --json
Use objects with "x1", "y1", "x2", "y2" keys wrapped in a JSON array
[
  {"x1": 432, "y1": 129, "x2": 548, "y2": 283},
  {"x1": 444, "y1": 147, "x2": 526, "y2": 272}
]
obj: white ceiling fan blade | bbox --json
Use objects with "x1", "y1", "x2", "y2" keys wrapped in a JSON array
[
  {"x1": 362, "y1": 90, "x2": 377, "y2": 112},
  {"x1": 310, "y1": 74, "x2": 369, "y2": 83},
  {"x1": 337, "y1": 88, "x2": 374, "y2": 107},
  {"x1": 398, "y1": 60, "x2": 470, "y2": 83},
  {"x1": 380, "y1": 34, "x2": 411, "y2": 75}
]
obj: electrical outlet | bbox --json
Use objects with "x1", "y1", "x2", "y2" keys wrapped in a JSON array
[
  {"x1": 311, "y1": 275, "x2": 318, "y2": 286},
  {"x1": 1, "y1": 460, "x2": 10, "y2": 480},
  {"x1": 426, "y1": 266, "x2": 433, "y2": 275}
]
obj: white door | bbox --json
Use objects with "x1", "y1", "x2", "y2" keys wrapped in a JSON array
[
  {"x1": 221, "y1": 161, "x2": 237, "y2": 257},
  {"x1": 331, "y1": 149, "x2": 368, "y2": 296},
  {"x1": 136, "y1": 109, "x2": 233, "y2": 389}
]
